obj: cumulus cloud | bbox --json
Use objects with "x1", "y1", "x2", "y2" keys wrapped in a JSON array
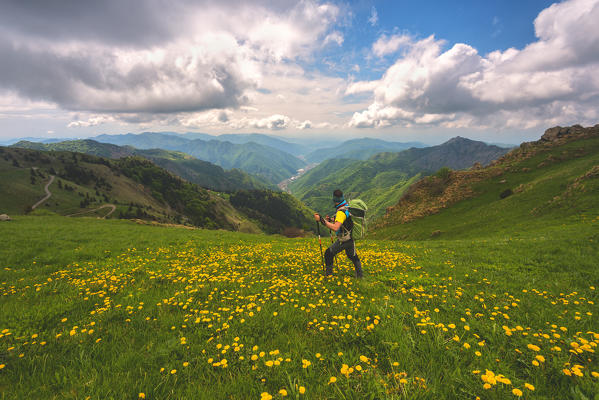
[
  {"x1": 0, "y1": 0, "x2": 342, "y2": 120},
  {"x1": 298, "y1": 120, "x2": 312, "y2": 129},
  {"x1": 372, "y1": 34, "x2": 411, "y2": 57},
  {"x1": 68, "y1": 115, "x2": 116, "y2": 128},
  {"x1": 349, "y1": 0, "x2": 599, "y2": 130},
  {"x1": 250, "y1": 114, "x2": 290, "y2": 130}
]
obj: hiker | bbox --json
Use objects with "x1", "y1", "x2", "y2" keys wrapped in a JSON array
[{"x1": 314, "y1": 189, "x2": 363, "y2": 278}]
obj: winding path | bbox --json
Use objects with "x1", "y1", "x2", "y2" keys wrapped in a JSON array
[{"x1": 31, "y1": 175, "x2": 55, "y2": 210}]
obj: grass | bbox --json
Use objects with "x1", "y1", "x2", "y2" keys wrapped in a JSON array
[{"x1": 0, "y1": 216, "x2": 598, "y2": 399}]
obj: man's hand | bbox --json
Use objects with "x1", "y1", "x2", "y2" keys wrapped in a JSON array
[{"x1": 314, "y1": 213, "x2": 326, "y2": 225}]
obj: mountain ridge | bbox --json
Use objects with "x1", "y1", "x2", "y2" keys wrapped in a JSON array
[
  {"x1": 91, "y1": 132, "x2": 305, "y2": 184},
  {"x1": 289, "y1": 136, "x2": 510, "y2": 218},
  {"x1": 12, "y1": 139, "x2": 274, "y2": 192}
]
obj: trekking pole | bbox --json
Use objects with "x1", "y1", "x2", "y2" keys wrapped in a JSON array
[
  {"x1": 328, "y1": 228, "x2": 337, "y2": 267},
  {"x1": 316, "y1": 220, "x2": 325, "y2": 274}
]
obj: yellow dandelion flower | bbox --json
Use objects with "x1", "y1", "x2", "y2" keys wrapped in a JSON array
[
  {"x1": 524, "y1": 383, "x2": 535, "y2": 391},
  {"x1": 138, "y1": 393, "x2": 145, "y2": 399},
  {"x1": 512, "y1": 388, "x2": 523, "y2": 397},
  {"x1": 260, "y1": 392, "x2": 272, "y2": 400},
  {"x1": 328, "y1": 376, "x2": 337, "y2": 384},
  {"x1": 299, "y1": 386, "x2": 306, "y2": 394}
]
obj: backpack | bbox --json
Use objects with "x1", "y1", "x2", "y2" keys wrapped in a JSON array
[{"x1": 347, "y1": 199, "x2": 368, "y2": 240}]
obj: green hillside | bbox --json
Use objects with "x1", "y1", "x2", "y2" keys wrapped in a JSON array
[
  {"x1": 289, "y1": 137, "x2": 508, "y2": 219},
  {"x1": 13, "y1": 140, "x2": 274, "y2": 192},
  {"x1": 93, "y1": 132, "x2": 305, "y2": 184},
  {"x1": 374, "y1": 124, "x2": 599, "y2": 240}
]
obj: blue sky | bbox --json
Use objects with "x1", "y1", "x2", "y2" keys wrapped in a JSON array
[{"x1": 0, "y1": 0, "x2": 597, "y2": 144}]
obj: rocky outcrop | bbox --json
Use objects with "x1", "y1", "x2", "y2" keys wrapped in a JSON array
[{"x1": 541, "y1": 124, "x2": 599, "y2": 142}]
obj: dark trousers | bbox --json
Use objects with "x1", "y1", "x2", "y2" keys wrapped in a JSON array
[{"x1": 324, "y1": 239, "x2": 363, "y2": 277}]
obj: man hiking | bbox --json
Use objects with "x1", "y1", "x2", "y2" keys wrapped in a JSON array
[{"x1": 314, "y1": 189, "x2": 363, "y2": 278}]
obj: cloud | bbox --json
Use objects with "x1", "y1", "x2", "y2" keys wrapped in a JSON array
[
  {"x1": 323, "y1": 31, "x2": 344, "y2": 47},
  {"x1": 491, "y1": 16, "x2": 502, "y2": 38},
  {"x1": 349, "y1": 0, "x2": 599, "y2": 130},
  {"x1": 0, "y1": 0, "x2": 342, "y2": 118},
  {"x1": 372, "y1": 34, "x2": 411, "y2": 57},
  {"x1": 250, "y1": 114, "x2": 290, "y2": 130},
  {"x1": 298, "y1": 120, "x2": 312, "y2": 129},
  {"x1": 368, "y1": 6, "x2": 378, "y2": 26},
  {"x1": 67, "y1": 115, "x2": 116, "y2": 128}
]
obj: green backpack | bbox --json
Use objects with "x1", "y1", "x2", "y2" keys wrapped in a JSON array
[{"x1": 347, "y1": 199, "x2": 368, "y2": 240}]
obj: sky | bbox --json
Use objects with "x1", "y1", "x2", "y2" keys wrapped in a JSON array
[{"x1": 0, "y1": 0, "x2": 598, "y2": 145}]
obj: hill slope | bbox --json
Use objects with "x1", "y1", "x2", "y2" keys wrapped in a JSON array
[
  {"x1": 374, "y1": 124, "x2": 599, "y2": 240},
  {"x1": 93, "y1": 132, "x2": 305, "y2": 184},
  {"x1": 12, "y1": 139, "x2": 274, "y2": 192},
  {"x1": 289, "y1": 137, "x2": 509, "y2": 218}
]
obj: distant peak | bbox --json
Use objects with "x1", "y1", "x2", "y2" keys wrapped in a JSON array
[{"x1": 443, "y1": 136, "x2": 472, "y2": 144}]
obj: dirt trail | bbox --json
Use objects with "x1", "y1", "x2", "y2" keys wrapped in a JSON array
[
  {"x1": 31, "y1": 175, "x2": 55, "y2": 210},
  {"x1": 66, "y1": 204, "x2": 116, "y2": 219}
]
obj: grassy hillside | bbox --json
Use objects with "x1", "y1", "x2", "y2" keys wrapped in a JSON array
[
  {"x1": 13, "y1": 140, "x2": 274, "y2": 192},
  {"x1": 374, "y1": 125, "x2": 599, "y2": 240},
  {"x1": 93, "y1": 132, "x2": 305, "y2": 184},
  {"x1": 289, "y1": 137, "x2": 508, "y2": 219},
  {"x1": 0, "y1": 215, "x2": 597, "y2": 399}
]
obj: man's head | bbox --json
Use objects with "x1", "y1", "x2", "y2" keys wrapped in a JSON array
[{"x1": 333, "y1": 189, "x2": 344, "y2": 206}]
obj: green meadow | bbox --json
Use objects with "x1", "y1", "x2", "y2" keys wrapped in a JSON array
[{"x1": 1, "y1": 215, "x2": 597, "y2": 399}]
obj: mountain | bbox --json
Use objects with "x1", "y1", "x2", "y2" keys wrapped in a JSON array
[
  {"x1": 199, "y1": 133, "x2": 309, "y2": 157},
  {"x1": 304, "y1": 138, "x2": 425, "y2": 163},
  {"x1": 12, "y1": 139, "x2": 274, "y2": 192},
  {"x1": 0, "y1": 146, "x2": 315, "y2": 235},
  {"x1": 0, "y1": 137, "x2": 65, "y2": 146},
  {"x1": 92, "y1": 132, "x2": 305, "y2": 184},
  {"x1": 289, "y1": 137, "x2": 510, "y2": 219},
  {"x1": 154, "y1": 132, "x2": 309, "y2": 156},
  {"x1": 373, "y1": 124, "x2": 599, "y2": 239},
  {"x1": 13, "y1": 139, "x2": 135, "y2": 158}
]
